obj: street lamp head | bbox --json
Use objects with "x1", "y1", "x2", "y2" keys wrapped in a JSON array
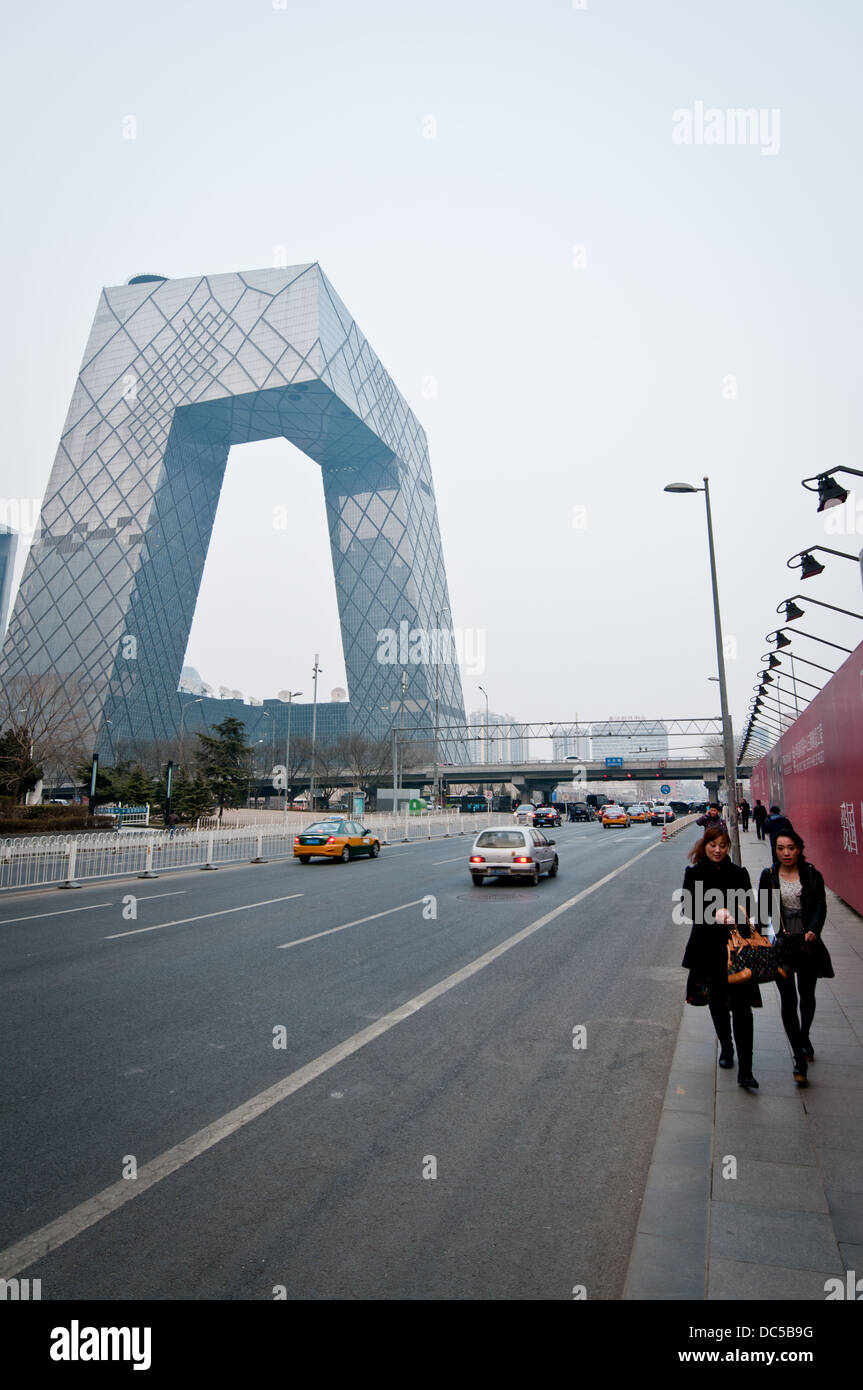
[
  {"x1": 789, "y1": 550, "x2": 826, "y2": 580},
  {"x1": 815, "y1": 474, "x2": 849, "y2": 512},
  {"x1": 782, "y1": 600, "x2": 805, "y2": 622},
  {"x1": 771, "y1": 630, "x2": 792, "y2": 649},
  {"x1": 663, "y1": 482, "x2": 700, "y2": 493}
]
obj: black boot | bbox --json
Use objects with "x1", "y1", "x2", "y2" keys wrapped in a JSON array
[{"x1": 737, "y1": 1070, "x2": 759, "y2": 1089}]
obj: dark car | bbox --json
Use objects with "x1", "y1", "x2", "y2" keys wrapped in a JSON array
[
  {"x1": 568, "y1": 802, "x2": 594, "y2": 822},
  {"x1": 534, "y1": 805, "x2": 561, "y2": 828}
]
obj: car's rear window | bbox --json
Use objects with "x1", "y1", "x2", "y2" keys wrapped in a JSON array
[
  {"x1": 476, "y1": 831, "x2": 526, "y2": 848},
  {"x1": 305, "y1": 821, "x2": 342, "y2": 834}
]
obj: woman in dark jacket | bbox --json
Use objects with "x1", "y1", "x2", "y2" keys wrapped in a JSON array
[
  {"x1": 756, "y1": 830, "x2": 833, "y2": 1087},
  {"x1": 681, "y1": 826, "x2": 761, "y2": 1089}
]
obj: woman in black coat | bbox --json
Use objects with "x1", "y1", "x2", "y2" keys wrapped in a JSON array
[
  {"x1": 756, "y1": 829, "x2": 833, "y2": 1087},
  {"x1": 681, "y1": 826, "x2": 761, "y2": 1089}
]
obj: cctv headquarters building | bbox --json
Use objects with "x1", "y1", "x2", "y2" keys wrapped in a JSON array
[{"x1": 0, "y1": 266, "x2": 466, "y2": 759}]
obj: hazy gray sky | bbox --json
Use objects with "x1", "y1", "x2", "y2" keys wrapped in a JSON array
[{"x1": 3, "y1": 0, "x2": 862, "y2": 745}]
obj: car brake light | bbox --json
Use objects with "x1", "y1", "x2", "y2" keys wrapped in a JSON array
[
  {"x1": 326, "y1": 835, "x2": 336, "y2": 844},
  {"x1": 470, "y1": 855, "x2": 485, "y2": 863},
  {"x1": 514, "y1": 855, "x2": 532, "y2": 863},
  {"x1": 293, "y1": 836, "x2": 300, "y2": 844}
]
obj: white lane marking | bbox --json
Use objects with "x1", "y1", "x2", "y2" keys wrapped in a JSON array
[
  {"x1": 133, "y1": 891, "x2": 187, "y2": 902},
  {"x1": 0, "y1": 902, "x2": 113, "y2": 926},
  {"x1": 432, "y1": 856, "x2": 467, "y2": 865},
  {"x1": 105, "y1": 895, "x2": 304, "y2": 939},
  {"x1": 278, "y1": 899, "x2": 426, "y2": 949},
  {"x1": 0, "y1": 836, "x2": 661, "y2": 1280}
]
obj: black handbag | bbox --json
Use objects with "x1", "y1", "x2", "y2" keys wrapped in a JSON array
[{"x1": 685, "y1": 971, "x2": 710, "y2": 1006}]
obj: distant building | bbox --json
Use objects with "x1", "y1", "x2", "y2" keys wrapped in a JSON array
[
  {"x1": 469, "y1": 711, "x2": 528, "y2": 763},
  {"x1": 590, "y1": 719, "x2": 669, "y2": 761},
  {"x1": 178, "y1": 665, "x2": 212, "y2": 697},
  {"x1": 0, "y1": 526, "x2": 18, "y2": 638},
  {"x1": 552, "y1": 724, "x2": 590, "y2": 761}
]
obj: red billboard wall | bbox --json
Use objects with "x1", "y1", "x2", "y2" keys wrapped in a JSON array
[{"x1": 750, "y1": 638, "x2": 863, "y2": 916}]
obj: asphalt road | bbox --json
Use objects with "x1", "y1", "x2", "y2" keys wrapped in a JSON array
[{"x1": 0, "y1": 819, "x2": 696, "y2": 1300}]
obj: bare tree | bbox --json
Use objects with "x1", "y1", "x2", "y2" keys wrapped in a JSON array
[
  {"x1": 335, "y1": 734, "x2": 392, "y2": 799},
  {"x1": 0, "y1": 673, "x2": 94, "y2": 796},
  {"x1": 310, "y1": 740, "x2": 343, "y2": 807}
]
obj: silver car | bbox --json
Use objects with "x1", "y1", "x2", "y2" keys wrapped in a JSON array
[{"x1": 469, "y1": 826, "x2": 559, "y2": 886}]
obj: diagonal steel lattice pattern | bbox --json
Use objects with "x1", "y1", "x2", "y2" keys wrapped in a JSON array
[{"x1": 0, "y1": 265, "x2": 466, "y2": 752}]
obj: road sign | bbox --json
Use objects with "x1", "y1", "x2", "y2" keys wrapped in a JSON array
[
  {"x1": 605, "y1": 756, "x2": 624, "y2": 767},
  {"x1": 660, "y1": 783, "x2": 671, "y2": 795}
]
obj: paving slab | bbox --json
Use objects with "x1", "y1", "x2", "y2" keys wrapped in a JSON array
[
  {"x1": 712, "y1": 1121, "x2": 817, "y2": 1167},
  {"x1": 711, "y1": 1156, "x2": 827, "y2": 1213},
  {"x1": 709, "y1": 1203, "x2": 841, "y2": 1273},
  {"x1": 708, "y1": 1255, "x2": 837, "y2": 1300},
  {"x1": 824, "y1": 1191, "x2": 863, "y2": 1245}
]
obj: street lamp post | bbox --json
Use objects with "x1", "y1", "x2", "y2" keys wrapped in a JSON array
[
  {"x1": 283, "y1": 690, "x2": 303, "y2": 817},
  {"x1": 398, "y1": 670, "x2": 407, "y2": 790},
  {"x1": 664, "y1": 479, "x2": 741, "y2": 864},
  {"x1": 309, "y1": 655, "x2": 321, "y2": 812},
  {"x1": 433, "y1": 606, "x2": 450, "y2": 811},
  {"x1": 478, "y1": 684, "x2": 490, "y2": 807},
  {"x1": 257, "y1": 709, "x2": 274, "y2": 801}
]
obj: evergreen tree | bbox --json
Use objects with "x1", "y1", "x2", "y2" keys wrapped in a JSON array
[
  {"x1": 161, "y1": 770, "x2": 214, "y2": 823},
  {"x1": 193, "y1": 717, "x2": 252, "y2": 819}
]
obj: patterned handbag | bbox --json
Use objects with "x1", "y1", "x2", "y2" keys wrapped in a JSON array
[{"x1": 727, "y1": 916, "x2": 788, "y2": 985}]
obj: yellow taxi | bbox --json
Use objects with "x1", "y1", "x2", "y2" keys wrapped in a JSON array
[
  {"x1": 293, "y1": 818, "x2": 381, "y2": 864},
  {"x1": 601, "y1": 805, "x2": 631, "y2": 829},
  {"x1": 628, "y1": 804, "x2": 649, "y2": 823}
]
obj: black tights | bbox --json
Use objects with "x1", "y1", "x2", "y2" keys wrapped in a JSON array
[
  {"x1": 708, "y1": 992, "x2": 753, "y2": 1072},
  {"x1": 776, "y1": 969, "x2": 818, "y2": 1056}
]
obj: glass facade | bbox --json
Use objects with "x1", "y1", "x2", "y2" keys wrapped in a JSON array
[{"x1": 0, "y1": 266, "x2": 466, "y2": 755}]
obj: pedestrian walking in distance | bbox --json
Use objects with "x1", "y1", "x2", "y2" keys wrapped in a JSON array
[
  {"x1": 752, "y1": 799, "x2": 768, "y2": 840},
  {"x1": 695, "y1": 804, "x2": 728, "y2": 835},
  {"x1": 756, "y1": 830, "x2": 834, "y2": 1087},
  {"x1": 739, "y1": 798, "x2": 751, "y2": 831},
  {"x1": 681, "y1": 826, "x2": 761, "y2": 1089},
  {"x1": 763, "y1": 805, "x2": 795, "y2": 864}
]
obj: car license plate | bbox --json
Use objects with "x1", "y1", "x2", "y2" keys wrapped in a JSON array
[
  {"x1": 490, "y1": 867, "x2": 507, "y2": 875},
  {"x1": 306, "y1": 839, "x2": 322, "y2": 845}
]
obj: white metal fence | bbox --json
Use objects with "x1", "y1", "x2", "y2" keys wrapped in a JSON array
[{"x1": 0, "y1": 814, "x2": 502, "y2": 892}]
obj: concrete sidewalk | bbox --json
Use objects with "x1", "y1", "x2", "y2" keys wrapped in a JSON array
[{"x1": 624, "y1": 831, "x2": 863, "y2": 1300}]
